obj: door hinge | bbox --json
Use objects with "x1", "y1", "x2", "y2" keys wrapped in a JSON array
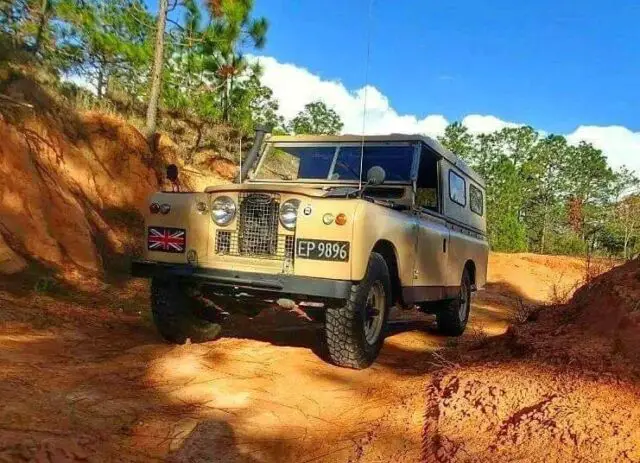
[{"x1": 413, "y1": 269, "x2": 419, "y2": 280}]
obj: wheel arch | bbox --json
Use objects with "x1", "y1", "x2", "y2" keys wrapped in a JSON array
[
  {"x1": 464, "y1": 259, "x2": 476, "y2": 288},
  {"x1": 371, "y1": 239, "x2": 402, "y2": 306}
]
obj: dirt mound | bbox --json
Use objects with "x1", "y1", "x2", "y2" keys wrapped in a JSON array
[
  {"x1": 572, "y1": 258, "x2": 640, "y2": 352},
  {"x1": 0, "y1": 74, "x2": 220, "y2": 279},
  {"x1": 500, "y1": 257, "x2": 640, "y2": 374},
  {"x1": 422, "y1": 258, "x2": 640, "y2": 461}
]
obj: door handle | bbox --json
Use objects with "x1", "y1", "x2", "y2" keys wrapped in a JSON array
[{"x1": 443, "y1": 238, "x2": 447, "y2": 253}]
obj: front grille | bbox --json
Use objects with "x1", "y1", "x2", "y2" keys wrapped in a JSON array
[
  {"x1": 213, "y1": 193, "x2": 295, "y2": 268},
  {"x1": 215, "y1": 230, "x2": 295, "y2": 262},
  {"x1": 216, "y1": 230, "x2": 232, "y2": 254},
  {"x1": 238, "y1": 192, "x2": 280, "y2": 256}
]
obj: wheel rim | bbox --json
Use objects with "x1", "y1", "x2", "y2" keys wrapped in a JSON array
[
  {"x1": 364, "y1": 281, "x2": 385, "y2": 345},
  {"x1": 458, "y1": 280, "x2": 470, "y2": 322}
]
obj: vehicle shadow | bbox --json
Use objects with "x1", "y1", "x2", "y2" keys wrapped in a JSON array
[
  {"x1": 218, "y1": 280, "x2": 542, "y2": 370},
  {"x1": 221, "y1": 308, "x2": 329, "y2": 360},
  {"x1": 167, "y1": 419, "x2": 260, "y2": 463}
]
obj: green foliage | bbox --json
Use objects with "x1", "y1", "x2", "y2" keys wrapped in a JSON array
[
  {"x1": 1, "y1": 0, "x2": 277, "y2": 135},
  {"x1": 439, "y1": 123, "x2": 640, "y2": 257},
  {"x1": 289, "y1": 101, "x2": 343, "y2": 135},
  {"x1": 545, "y1": 231, "x2": 588, "y2": 256},
  {"x1": 163, "y1": 0, "x2": 269, "y2": 124},
  {"x1": 227, "y1": 67, "x2": 286, "y2": 133}
]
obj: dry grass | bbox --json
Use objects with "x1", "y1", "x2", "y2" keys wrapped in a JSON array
[
  {"x1": 511, "y1": 297, "x2": 538, "y2": 324},
  {"x1": 549, "y1": 280, "x2": 580, "y2": 305},
  {"x1": 465, "y1": 322, "x2": 491, "y2": 349}
]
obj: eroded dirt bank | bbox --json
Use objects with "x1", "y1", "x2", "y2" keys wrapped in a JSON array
[
  {"x1": 422, "y1": 257, "x2": 640, "y2": 462},
  {"x1": 1, "y1": 253, "x2": 637, "y2": 462}
]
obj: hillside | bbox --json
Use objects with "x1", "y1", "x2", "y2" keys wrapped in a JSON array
[{"x1": 0, "y1": 71, "x2": 228, "y2": 280}]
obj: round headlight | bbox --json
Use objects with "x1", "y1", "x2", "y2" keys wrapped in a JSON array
[
  {"x1": 211, "y1": 196, "x2": 236, "y2": 226},
  {"x1": 280, "y1": 199, "x2": 300, "y2": 230}
]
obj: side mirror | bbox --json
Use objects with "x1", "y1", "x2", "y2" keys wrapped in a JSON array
[
  {"x1": 366, "y1": 166, "x2": 386, "y2": 186},
  {"x1": 166, "y1": 164, "x2": 180, "y2": 192},
  {"x1": 166, "y1": 164, "x2": 179, "y2": 182}
]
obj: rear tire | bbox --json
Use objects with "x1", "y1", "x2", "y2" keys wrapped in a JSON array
[
  {"x1": 325, "y1": 253, "x2": 391, "y2": 369},
  {"x1": 436, "y1": 268, "x2": 472, "y2": 336},
  {"x1": 151, "y1": 278, "x2": 222, "y2": 344}
]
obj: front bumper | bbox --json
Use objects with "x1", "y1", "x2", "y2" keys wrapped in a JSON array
[{"x1": 131, "y1": 260, "x2": 353, "y2": 300}]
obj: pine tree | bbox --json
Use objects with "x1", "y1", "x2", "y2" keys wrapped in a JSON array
[{"x1": 145, "y1": 0, "x2": 168, "y2": 139}]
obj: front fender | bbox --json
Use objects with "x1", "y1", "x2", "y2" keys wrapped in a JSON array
[{"x1": 351, "y1": 201, "x2": 417, "y2": 285}]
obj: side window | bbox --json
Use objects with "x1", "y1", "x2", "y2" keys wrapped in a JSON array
[
  {"x1": 415, "y1": 147, "x2": 440, "y2": 212},
  {"x1": 470, "y1": 184, "x2": 483, "y2": 216},
  {"x1": 449, "y1": 170, "x2": 466, "y2": 207},
  {"x1": 416, "y1": 188, "x2": 438, "y2": 210}
]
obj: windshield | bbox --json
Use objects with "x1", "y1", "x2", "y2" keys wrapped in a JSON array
[{"x1": 252, "y1": 144, "x2": 415, "y2": 182}]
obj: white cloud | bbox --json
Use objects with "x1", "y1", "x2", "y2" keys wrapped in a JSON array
[
  {"x1": 566, "y1": 126, "x2": 640, "y2": 173},
  {"x1": 460, "y1": 114, "x2": 522, "y2": 134},
  {"x1": 252, "y1": 55, "x2": 449, "y2": 137},
  {"x1": 253, "y1": 55, "x2": 639, "y2": 173}
]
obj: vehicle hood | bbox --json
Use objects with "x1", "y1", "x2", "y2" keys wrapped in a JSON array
[{"x1": 203, "y1": 183, "x2": 357, "y2": 198}]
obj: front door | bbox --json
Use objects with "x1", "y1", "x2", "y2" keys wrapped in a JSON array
[{"x1": 413, "y1": 210, "x2": 449, "y2": 289}]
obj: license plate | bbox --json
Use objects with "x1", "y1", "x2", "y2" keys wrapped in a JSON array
[
  {"x1": 147, "y1": 227, "x2": 186, "y2": 253},
  {"x1": 296, "y1": 239, "x2": 350, "y2": 262}
]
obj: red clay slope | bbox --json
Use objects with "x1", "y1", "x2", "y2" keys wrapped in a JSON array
[{"x1": 0, "y1": 75, "x2": 217, "y2": 279}]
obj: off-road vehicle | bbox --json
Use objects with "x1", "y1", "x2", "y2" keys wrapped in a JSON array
[{"x1": 132, "y1": 129, "x2": 488, "y2": 369}]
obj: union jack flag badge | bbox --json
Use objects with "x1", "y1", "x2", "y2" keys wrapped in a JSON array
[{"x1": 147, "y1": 227, "x2": 186, "y2": 253}]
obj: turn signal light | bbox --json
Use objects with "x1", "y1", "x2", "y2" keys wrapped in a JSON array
[
  {"x1": 149, "y1": 203, "x2": 160, "y2": 214},
  {"x1": 335, "y1": 213, "x2": 347, "y2": 226},
  {"x1": 160, "y1": 203, "x2": 171, "y2": 215}
]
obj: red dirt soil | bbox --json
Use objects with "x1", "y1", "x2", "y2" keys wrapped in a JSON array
[
  {"x1": 422, "y1": 257, "x2": 640, "y2": 462},
  {"x1": 1, "y1": 253, "x2": 638, "y2": 462},
  {"x1": 0, "y1": 75, "x2": 220, "y2": 278}
]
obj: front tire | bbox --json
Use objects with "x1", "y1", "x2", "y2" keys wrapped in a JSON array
[
  {"x1": 151, "y1": 278, "x2": 222, "y2": 344},
  {"x1": 436, "y1": 268, "x2": 472, "y2": 336},
  {"x1": 325, "y1": 253, "x2": 391, "y2": 369}
]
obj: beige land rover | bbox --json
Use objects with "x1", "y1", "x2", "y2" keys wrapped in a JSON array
[{"x1": 132, "y1": 129, "x2": 488, "y2": 369}]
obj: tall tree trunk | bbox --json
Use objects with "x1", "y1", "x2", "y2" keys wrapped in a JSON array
[
  {"x1": 222, "y1": 77, "x2": 230, "y2": 122},
  {"x1": 96, "y1": 68, "x2": 104, "y2": 99},
  {"x1": 145, "y1": 0, "x2": 168, "y2": 140},
  {"x1": 33, "y1": 0, "x2": 51, "y2": 55},
  {"x1": 623, "y1": 228, "x2": 630, "y2": 260},
  {"x1": 540, "y1": 206, "x2": 547, "y2": 254}
]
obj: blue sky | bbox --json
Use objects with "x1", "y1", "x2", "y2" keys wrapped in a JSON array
[
  {"x1": 144, "y1": 0, "x2": 639, "y2": 172},
  {"x1": 253, "y1": 0, "x2": 638, "y2": 134}
]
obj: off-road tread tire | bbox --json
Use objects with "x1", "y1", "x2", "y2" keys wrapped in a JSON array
[
  {"x1": 325, "y1": 253, "x2": 391, "y2": 369},
  {"x1": 436, "y1": 269, "x2": 471, "y2": 336},
  {"x1": 151, "y1": 278, "x2": 222, "y2": 344}
]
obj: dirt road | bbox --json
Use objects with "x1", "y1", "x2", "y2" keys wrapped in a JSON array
[{"x1": 0, "y1": 253, "x2": 624, "y2": 462}]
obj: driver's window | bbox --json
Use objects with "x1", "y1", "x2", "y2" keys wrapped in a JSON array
[{"x1": 416, "y1": 147, "x2": 440, "y2": 213}]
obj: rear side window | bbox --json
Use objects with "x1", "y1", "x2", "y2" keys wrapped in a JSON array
[
  {"x1": 470, "y1": 184, "x2": 483, "y2": 216},
  {"x1": 449, "y1": 170, "x2": 466, "y2": 207}
]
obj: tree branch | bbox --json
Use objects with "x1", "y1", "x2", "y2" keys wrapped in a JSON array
[{"x1": 166, "y1": 17, "x2": 184, "y2": 31}]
